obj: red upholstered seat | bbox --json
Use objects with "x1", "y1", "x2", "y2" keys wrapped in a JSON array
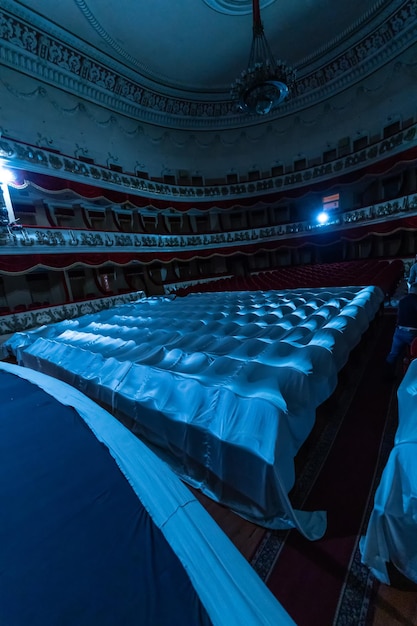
[
  {"x1": 403, "y1": 337, "x2": 417, "y2": 374},
  {"x1": 410, "y1": 337, "x2": 417, "y2": 359}
]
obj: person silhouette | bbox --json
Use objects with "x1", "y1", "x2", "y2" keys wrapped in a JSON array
[{"x1": 384, "y1": 282, "x2": 417, "y2": 379}]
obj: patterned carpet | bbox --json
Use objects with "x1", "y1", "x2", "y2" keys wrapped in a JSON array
[{"x1": 251, "y1": 312, "x2": 398, "y2": 625}]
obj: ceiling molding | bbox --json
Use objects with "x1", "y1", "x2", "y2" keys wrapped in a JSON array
[{"x1": 0, "y1": 0, "x2": 416, "y2": 131}]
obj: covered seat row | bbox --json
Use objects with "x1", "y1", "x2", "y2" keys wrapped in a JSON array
[
  {"x1": 3, "y1": 285, "x2": 385, "y2": 540},
  {"x1": 175, "y1": 259, "x2": 404, "y2": 296},
  {"x1": 360, "y1": 358, "x2": 417, "y2": 585}
]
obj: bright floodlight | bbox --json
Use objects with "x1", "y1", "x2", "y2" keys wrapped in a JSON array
[
  {"x1": 0, "y1": 166, "x2": 15, "y2": 184},
  {"x1": 317, "y1": 211, "x2": 329, "y2": 225}
]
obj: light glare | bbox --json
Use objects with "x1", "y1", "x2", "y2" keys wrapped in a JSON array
[
  {"x1": 317, "y1": 211, "x2": 329, "y2": 225},
  {"x1": 0, "y1": 166, "x2": 15, "y2": 184}
]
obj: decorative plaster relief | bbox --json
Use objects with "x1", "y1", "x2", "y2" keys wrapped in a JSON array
[
  {"x1": 0, "y1": 291, "x2": 145, "y2": 337},
  {"x1": 0, "y1": 123, "x2": 416, "y2": 202},
  {"x1": 0, "y1": 193, "x2": 415, "y2": 257},
  {"x1": 0, "y1": 1, "x2": 416, "y2": 129}
]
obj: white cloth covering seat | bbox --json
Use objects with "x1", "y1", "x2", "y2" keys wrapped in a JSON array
[
  {"x1": 3, "y1": 286, "x2": 384, "y2": 540},
  {"x1": 360, "y1": 358, "x2": 417, "y2": 584}
]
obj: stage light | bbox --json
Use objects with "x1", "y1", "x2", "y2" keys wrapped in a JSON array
[
  {"x1": 317, "y1": 211, "x2": 329, "y2": 225},
  {"x1": 0, "y1": 165, "x2": 15, "y2": 184}
]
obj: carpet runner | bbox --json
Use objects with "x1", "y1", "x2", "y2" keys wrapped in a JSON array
[{"x1": 251, "y1": 312, "x2": 398, "y2": 625}]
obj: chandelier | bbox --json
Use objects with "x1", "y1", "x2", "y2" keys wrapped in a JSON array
[{"x1": 230, "y1": 0, "x2": 296, "y2": 115}]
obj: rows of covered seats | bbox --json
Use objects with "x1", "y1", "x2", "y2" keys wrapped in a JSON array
[
  {"x1": 175, "y1": 259, "x2": 404, "y2": 296},
  {"x1": 360, "y1": 357, "x2": 417, "y2": 585},
  {"x1": 3, "y1": 285, "x2": 385, "y2": 539}
]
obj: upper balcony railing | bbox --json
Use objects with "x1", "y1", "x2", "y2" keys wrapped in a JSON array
[{"x1": 1, "y1": 121, "x2": 417, "y2": 203}]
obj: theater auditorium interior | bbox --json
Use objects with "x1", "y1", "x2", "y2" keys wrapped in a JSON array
[{"x1": 1, "y1": 1, "x2": 417, "y2": 624}]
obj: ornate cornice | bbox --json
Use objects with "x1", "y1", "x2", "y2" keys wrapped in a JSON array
[
  {"x1": 73, "y1": 0, "x2": 146, "y2": 73},
  {"x1": 0, "y1": 1, "x2": 416, "y2": 129}
]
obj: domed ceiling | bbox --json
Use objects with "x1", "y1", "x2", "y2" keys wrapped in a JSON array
[
  {"x1": 1, "y1": 0, "x2": 417, "y2": 192},
  {"x1": 4, "y1": 0, "x2": 415, "y2": 129},
  {"x1": 14, "y1": 0, "x2": 385, "y2": 91}
]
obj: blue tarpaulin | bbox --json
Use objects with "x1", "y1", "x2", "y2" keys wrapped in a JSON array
[
  {"x1": 0, "y1": 369, "x2": 211, "y2": 626},
  {"x1": 0, "y1": 362, "x2": 295, "y2": 626}
]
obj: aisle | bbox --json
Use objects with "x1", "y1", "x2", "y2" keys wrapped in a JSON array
[{"x1": 255, "y1": 313, "x2": 398, "y2": 625}]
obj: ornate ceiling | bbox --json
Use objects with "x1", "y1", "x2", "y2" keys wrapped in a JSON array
[
  {"x1": 0, "y1": 0, "x2": 417, "y2": 189},
  {"x1": 3, "y1": 0, "x2": 415, "y2": 126}
]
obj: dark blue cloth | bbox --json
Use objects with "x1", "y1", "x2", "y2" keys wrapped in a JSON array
[
  {"x1": 0, "y1": 371, "x2": 212, "y2": 626},
  {"x1": 386, "y1": 326, "x2": 417, "y2": 364}
]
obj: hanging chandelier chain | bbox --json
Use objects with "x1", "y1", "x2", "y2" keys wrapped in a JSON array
[
  {"x1": 252, "y1": 0, "x2": 262, "y2": 30},
  {"x1": 249, "y1": 26, "x2": 277, "y2": 70},
  {"x1": 230, "y1": 0, "x2": 296, "y2": 115}
]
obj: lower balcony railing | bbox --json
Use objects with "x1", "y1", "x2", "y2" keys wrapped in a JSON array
[
  {"x1": 0, "y1": 193, "x2": 416, "y2": 257},
  {"x1": 0, "y1": 290, "x2": 145, "y2": 339}
]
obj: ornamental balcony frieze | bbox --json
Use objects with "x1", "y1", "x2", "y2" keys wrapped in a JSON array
[
  {"x1": 0, "y1": 0, "x2": 416, "y2": 129},
  {"x1": 1, "y1": 124, "x2": 417, "y2": 203},
  {"x1": 1, "y1": 193, "x2": 416, "y2": 256},
  {"x1": 0, "y1": 291, "x2": 145, "y2": 338}
]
